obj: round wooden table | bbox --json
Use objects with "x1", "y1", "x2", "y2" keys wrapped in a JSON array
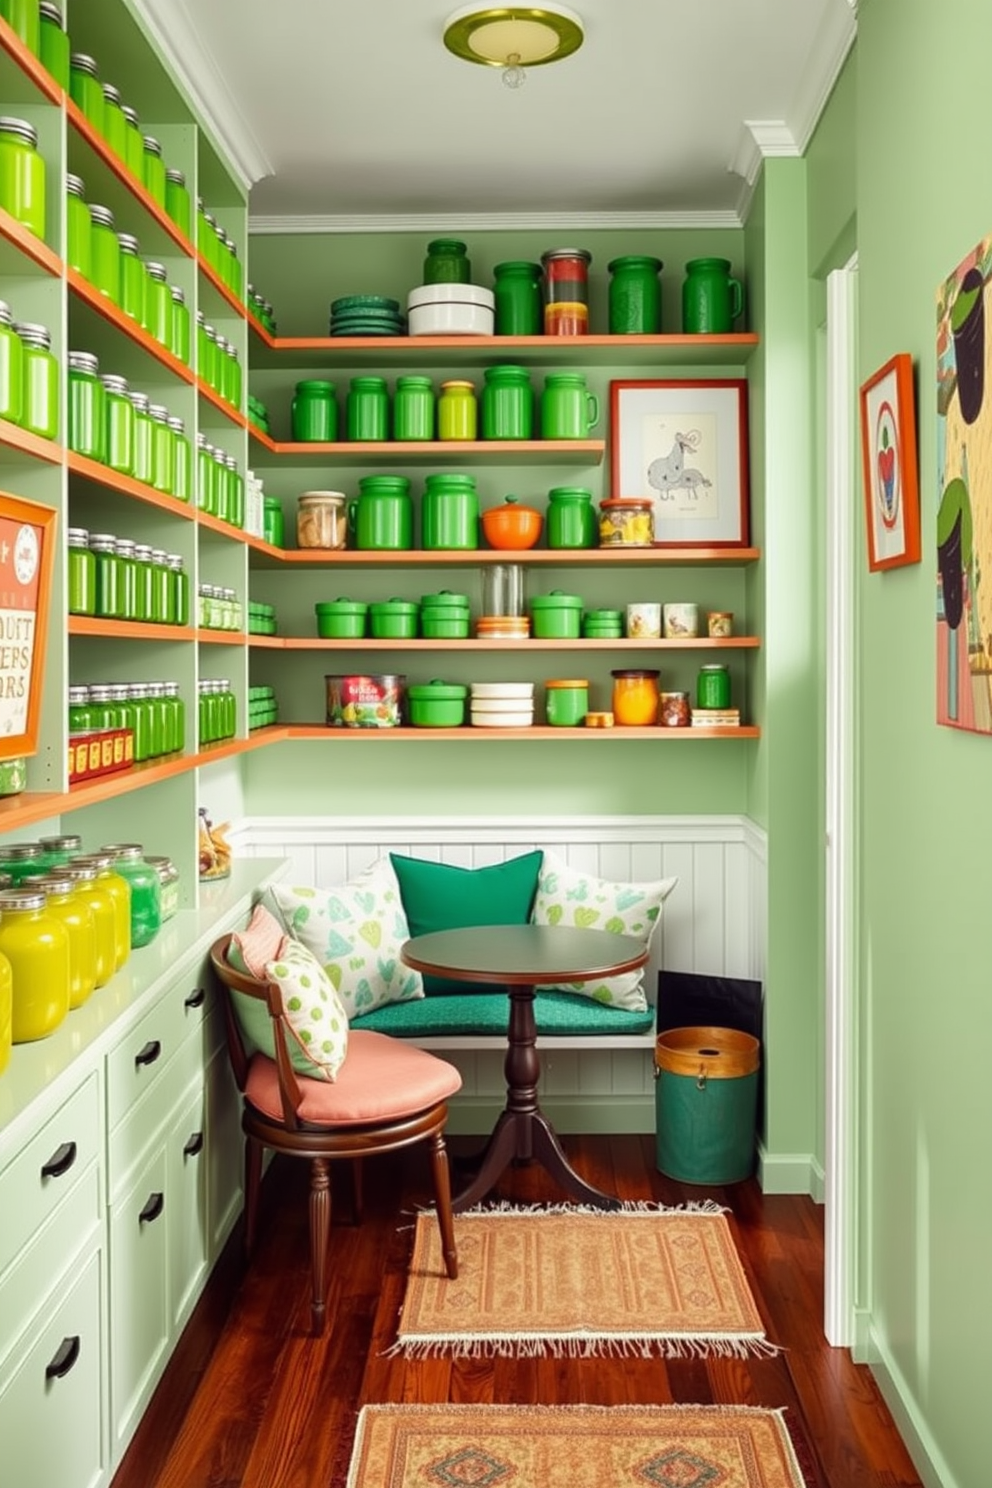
[{"x1": 401, "y1": 924, "x2": 648, "y2": 1211}]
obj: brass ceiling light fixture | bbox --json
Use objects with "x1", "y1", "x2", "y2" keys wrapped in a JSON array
[{"x1": 443, "y1": 4, "x2": 584, "y2": 89}]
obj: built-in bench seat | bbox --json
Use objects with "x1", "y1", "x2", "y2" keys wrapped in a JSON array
[{"x1": 352, "y1": 988, "x2": 656, "y2": 1044}]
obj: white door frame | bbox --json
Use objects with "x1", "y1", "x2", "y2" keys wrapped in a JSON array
[{"x1": 824, "y1": 257, "x2": 859, "y2": 1346}]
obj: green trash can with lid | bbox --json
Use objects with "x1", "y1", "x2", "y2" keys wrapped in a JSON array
[{"x1": 654, "y1": 1026, "x2": 760, "y2": 1184}]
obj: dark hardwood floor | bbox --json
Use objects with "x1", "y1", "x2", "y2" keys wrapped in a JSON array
[{"x1": 113, "y1": 1134, "x2": 923, "y2": 1488}]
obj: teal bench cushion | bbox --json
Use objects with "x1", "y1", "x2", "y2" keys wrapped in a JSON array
[{"x1": 351, "y1": 989, "x2": 654, "y2": 1037}]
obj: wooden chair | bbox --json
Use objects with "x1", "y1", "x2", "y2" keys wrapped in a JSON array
[{"x1": 209, "y1": 933, "x2": 460, "y2": 1335}]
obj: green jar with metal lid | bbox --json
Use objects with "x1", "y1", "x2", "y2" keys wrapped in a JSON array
[
  {"x1": 65, "y1": 173, "x2": 91, "y2": 277},
  {"x1": 169, "y1": 416, "x2": 190, "y2": 502},
  {"x1": 1, "y1": 0, "x2": 40, "y2": 55},
  {"x1": 263, "y1": 493, "x2": 284, "y2": 545},
  {"x1": 170, "y1": 285, "x2": 190, "y2": 363},
  {"x1": 0, "y1": 116, "x2": 45, "y2": 240},
  {"x1": 88, "y1": 203, "x2": 121, "y2": 302},
  {"x1": 0, "y1": 299, "x2": 24, "y2": 425},
  {"x1": 36, "y1": 834, "x2": 82, "y2": 868},
  {"x1": 167, "y1": 553, "x2": 188, "y2": 624},
  {"x1": 163, "y1": 681, "x2": 185, "y2": 750},
  {"x1": 141, "y1": 134, "x2": 167, "y2": 207},
  {"x1": 696, "y1": 663, "x2": 731, "y2": 711},
  {"x1": 164, "y1": 167, "x2": 191, "y2": 236},
  {"x1": 70, "y1": 54, "x2": 104, "y2": 131},
  {"x1": 607, "y1": 255, "x2": 663, "y2": 334},
  {"x1": 67, "y1": 528, "x2": 95, "y2": 615},
  {"x1": 547, "y1": 486, "x2": 597, "y2": 549},
  {"x1": 90, "y1": 532, "x2": 124, "y2": 618},
  {"x1": 144, "y1": 260, "x2": 171, "y2": 345},
  {"x1": 99, "y1": 843, "x2": 161, "y2": 948},
  {"x1": 101, "y1": 83, "x2": 128, "y2": 158},
  {"x1": 197, "y1": 435, "x2": 216, "y2": 515},
  {"x1": 38, "y1": 2, "x2": 69, "y2": 88},
  {"x1": 145, "y1": 855, "x2": 179, "y2": 920},
  {"x1": 0, "y1": 842, "x2": 46, "y2": 882},
  {"x1": 16, "y1": 322, "x2": 57, "y2": 440},
  {"x1": 130, "y1": 391, "x2": 153, "y2": 484},
  {"x1": 201, "y1": 322, "x2": 220, "y2": 389},
  {"x1": 68, "y1": 350, "x2": 107, "y2": 461},
  {"x1": 114, "y1": 537, "x2": 138, "y2": 619},
  {"x1": 86, "y1": 683, "x2": 115, "y2": 729},
  {"x1": 149, "y1": 548, "x2": 171, "y2": 622},
  {"x1": 67, "y1": 684, "x2": 91, "y2": 732},
  {"x1": 121, "y1": 104, "x2": 143, "y2": 176},
  {"x1": 148, "y1": 404, "x2": 174, "y2": 494},
  {"x1": 101, "y1": 373, "x2": 134, "y2": 475},
  {"x1": 393, "y1": 375, "x2": 435, "y2": 441},
  {"x1": 60, "y1": 863, "x2": 114, "y2": 989},
  {"x1": 493, "y1": 261, "x2": 543, "y2": 336},
  {"x1": 133, "y1": 543, "x2": 153, "y2": 621},
  {"x1": 117, "y1": 232, "x2": 146, "y2": 324},
  {"x1": 126, "y1": 682, "x2": 152, "y2": 760}
]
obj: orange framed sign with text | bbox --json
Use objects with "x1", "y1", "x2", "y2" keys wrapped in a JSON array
[{"x1": 0, "y1": 492, "x2": 56, "y2": 758}]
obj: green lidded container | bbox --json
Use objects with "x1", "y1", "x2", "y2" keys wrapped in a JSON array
[
  {"x1": 314, "y1": 598, "x2": 367, "y2": 639},
  {"x1": 164, "y1": 168, "x2": 191, "y2": 237},
  {"x1": 0, "y1": 116, "x2": 46, "y2": 241},
  {"x1": 696, "y1": 663, "x2": 731, "y2": 710},
  {"x1": 16, "y1": 322, "x2": 58, "y2": 440},
  {"x1": 101, "y1": 372, "x2": 134, "y2": 476},
  {"x1": 65, "y1": 173, "x2": 92, "y2": 277},
  {"x1": 420, "y1": 589, "x2": 470, "y2": 639},
  {"x1": 530, "y1": 590, "x2": 583, "y2": 639},
  {"x1": 368, "y1": 598, "x2": 418, "y2": 640},
  {"x1": 480, "y1": 364, "x2": 534, "y2": 440},
  {"x1": 545, "y1": 678, "x2": 589, "y2": 727},
  {"x1": 141, "y1": 134, "x2": 167, "y2": 207},
  {"x1": 493, "y1": 261, "x2": 543, "y2": 336},
  {"x1": 291, "y1": 379, "x2": 337, "y2": 442},
  {"x1": 67, "y1": 528, "x2": 95, "y2": 615},
  {"x1": 170, "y1": 285, "x2": 190, "y2": 364},
  {"x1": 681, "y1": 256, "x2": 744, "y2": 334},
  {"x1": 69, "y1": 53, "x2": 104, "y2": 132},
  {"x1": 39, "y1": 2, "x2": 69, "y2": 88},
  {"x1": 99, "y1": 843, "x2": 162, "y2": 949},
  {"x1": 89, "y1": 203, "x2": 121, "y2": 302},
  {"x1": 117, "y1": 231, "x2": 146, "y2": 324},
  {"x1": 608, "y1": 255, "x2": 663, "y2": 334},
  {"x1": 407, "y1": 680, "x2": 468, "y2": 729},
  {"x1": 0, "y1": 299, "x2": 24, "y2": 426},
  {"x1": 2, "y1": 0, "x2": 41, "y2": 55},
  {"x1": 547, "y1": 485, "x2": 597, "y2": 549},
  {"x1": 67, "y1": 350, "x2": 106, "y2": 462},
  {"x1": 101, "y1": 83, "x2": 128, "y2": 159},
  {"x1": 349, "y1": 474, "x2": 413, "y2": 551},
  {"x1": 346, "y1": 375, "x2": 388, "y2": 442},
  {"x1": 654, "y1": 1027, "x2": 760, "y2": 1183},
  {"x1": 121, "y1": 105, "x2": 144, "y2": 177},
  {"x1": 421, "y1": 471, "x2": 478, "y2": 550},
  {"x1": 393, "y1": 375, "x2": 434, "y2": 441}
]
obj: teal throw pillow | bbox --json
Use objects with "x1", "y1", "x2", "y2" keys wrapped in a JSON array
[{"x1": 389, "y1": 849, "x2": 544, "y2": 995}]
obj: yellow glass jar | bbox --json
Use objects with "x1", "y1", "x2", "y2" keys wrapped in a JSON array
[
  {"x1": 28, "y1": 875, "x2": 97, "y2": 1009},
  {"x1": 62, "y1": 864, "x2": 116, "y2": 988},
  {"x1": 611, "y1": 668, "x2": 661, "y2": 727},
  {"x1": 0, "y1": 948, "x2": 11, "y2": 1074},
  {"x1": 0, "y1": 889, "x2": 71, "y2": 1043},
  {"x1": 72, "y1": 854, "x2": 131, "y2": 970}
]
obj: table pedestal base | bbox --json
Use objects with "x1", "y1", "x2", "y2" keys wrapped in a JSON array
[{"x1": 451, "y1": 984, "x2": 622, "y2": 1213}]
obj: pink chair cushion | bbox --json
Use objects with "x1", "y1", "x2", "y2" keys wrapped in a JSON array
[{"x1": 244, "y1": 1029, "x2": 462, "y2": 1127}]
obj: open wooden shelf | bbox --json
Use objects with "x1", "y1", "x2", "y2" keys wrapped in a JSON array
[
  {"x1": 0, "y1": 204, "x2": 62, "y2": 277},
  {"x1": 66, "y1": 449, "x2": 199, "y2": 517},
  {"x1": 260, "y1": 635, "x2": 760, "y2": 652},
  {"x1": 263, "y1": 724, "x2": 759, "y2": 742},
  {"x1": 67, "y1": 267, "x2": 197, "y2": 384},
  {"x1": 0, "y1": 16, "x2": 62, "y2": 103},
  {"x1": 247, "y1": 544, "x2": 760, "y2": 568},
  {"x1": 0, "y1": 420, "x2": 64, "y2": 465},
  {"x1": 68, "y1": 617, "x2": 197, "y2": 642},
  {"x1": 247, "y1": 432, "x2": 604, "y2": 466}
]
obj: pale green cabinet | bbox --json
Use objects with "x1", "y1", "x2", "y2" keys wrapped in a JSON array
[
  {"x1": 168, "y1": 1077, "x2": 210, "y2": 1330},
  {"x1": 109, "y1": 1143, "x2": 170, "y2": 1452}
]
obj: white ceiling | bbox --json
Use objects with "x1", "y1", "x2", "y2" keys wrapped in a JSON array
[{"x1": 143, "y1": 0, "x2": 856, "y2": 227}]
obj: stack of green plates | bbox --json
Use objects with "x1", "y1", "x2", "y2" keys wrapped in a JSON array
[{"x1": 329, "y1": 295, "x2": 406, "y2": 337}]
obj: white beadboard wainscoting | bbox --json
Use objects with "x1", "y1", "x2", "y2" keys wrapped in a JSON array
[{"x1": 227, "y1": 815, "x2": 767, "y2": 1135}]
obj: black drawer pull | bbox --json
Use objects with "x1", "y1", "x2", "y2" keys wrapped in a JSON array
[
  {"x1": 184, "y1": 986, "x2": 206, "y2": 1010},
  {"x1": 183, "y1": 1131, "x2": 204, "y2": 1158},
  {"x1": 134, "y1": 1039, "x2": 161, "y2": 1068},
  {"x1": 41, "y1": 1141, "x2": 77, "y2": 1180},
  {"x1": 138, "y1": 1192, "x2": 165, "y2": 1224},
  {"x1": 45, "y1": 1336, "x2": 81, "y2": 1380}
]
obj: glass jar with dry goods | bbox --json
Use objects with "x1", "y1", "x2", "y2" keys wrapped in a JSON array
[{"x1": 297, "y1": 491, "x2": 347, "y2": 549}]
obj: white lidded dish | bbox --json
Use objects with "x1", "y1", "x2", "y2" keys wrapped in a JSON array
[
  {"x1": 408, "y1": 283, "x2": 496, "y2": 310},
  {"x1": 408, "y1": 281, "x2": 496, "y2": 336},
  {"x1": 471, "y1": 709, "x2": 534, "y2": 728},
  {"x1": 470, "y1": 681, "x2": 534, "y2": 700}
]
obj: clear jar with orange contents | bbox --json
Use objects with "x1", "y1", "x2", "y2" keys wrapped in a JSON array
[
  {"x1": 541, "y1": 248, "x2": 591, "y2": 335},
  {"x1": 611, "y1": 668, "x2": 661, "y2": 726}
]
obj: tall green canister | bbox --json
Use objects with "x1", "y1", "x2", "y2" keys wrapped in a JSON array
[{"x1": 654, "y1": 1026, "x2": 759, "y2": 1184}]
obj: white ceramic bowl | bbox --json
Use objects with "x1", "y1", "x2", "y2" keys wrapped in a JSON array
[
  {"x1": 408, "y1": 283, "x2": 495, "y2": 310},
  {"x1": 470, "y1": 681, "x2": 534, "y2": 700},
  {"x1": 471, "y1": 709, "x2": 534, "y2": 728},
  {"x1": 408, "y1": 301, "x2": 495, "y2": 336}
]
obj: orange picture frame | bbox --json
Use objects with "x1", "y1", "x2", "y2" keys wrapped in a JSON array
[
  {"x1": 859, "y1": 352, "x2": 921, "y2": 571},
  {"x1": 0, "y1": 491, "x2": 57, "y2": 759}
]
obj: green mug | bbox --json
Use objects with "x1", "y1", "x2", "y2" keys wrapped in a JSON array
[
  {"x1": 682, "y1": 257, "x2": 744, "y2": 334},
  {"x1": 541, "y1": 373, "x2": 600, "y2": 440}
]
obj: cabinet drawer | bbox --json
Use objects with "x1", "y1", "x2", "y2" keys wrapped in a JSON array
[
  {"x1": 0, "y1": 1073, "x2": 100, "y2": 1280},
  {"x1": 108, "y1": 1033, "x2": 202, "y2": 1198},
  {"x1": 109, "y1": 1144, "x2": 170, "y2": 1451},
  {"x1": 107, "y1": 970, "x2": 209, "y2": 1132},
  {"x1": 0, "y1": 1245, "x2": 104, "y2": 1488},
  {"x1": 0, "y1": 1165, "x2": 102, "y2": 1374}
]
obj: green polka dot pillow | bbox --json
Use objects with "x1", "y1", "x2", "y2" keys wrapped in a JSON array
[
  {"x1": 263, "y1": 938, "x2": 349, "y2": 1081},
  {"x1": 532, "y1": 850, "x2": 678, "y2": 1012}
]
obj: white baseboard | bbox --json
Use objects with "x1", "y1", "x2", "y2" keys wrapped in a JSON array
[
  {"x1": 757, "y1": 1145, "x2": 825, "y2": 1198},
  {"x1": 867, "y1": 1325, "x2": 961, "y2": 1488}
]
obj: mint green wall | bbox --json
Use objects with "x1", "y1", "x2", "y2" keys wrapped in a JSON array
[
  {"x1": 805, "y1": 48, "x2": 857, "y2": 277},
  {"x1": 856, "y1": 3, "x2": 992, "y2": 1483}
]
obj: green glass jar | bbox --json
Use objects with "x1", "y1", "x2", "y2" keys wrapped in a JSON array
[
  {"x1": 0, "y1": 842, "x2": 45, "y2": 882},
  {"x1": 101, "y1": 82, "x2": 128, "y2": 158},
  {"x1": 437, "y1": 380, "x2": 477, "y2": 441},
  {"x1": 145, "y1": 683, "x2": 168, "y2": 757},
  {"x1": 117, "y1": 232, "x2": 146, "y2": 325},
  {"x1": 88, "y1": 204, "x2": 121, "y2": 302},
  {"x1": 0, "y1": 299, "x2": 24, "y2": 426},
  {"x1": 195, "y1": 434, "x2": 215, "y2": 514},
  {"x1": 170, "y1": 285, "x2": 190, "y2": 364},
  {"x1": 65, "y1": 173, "x2": 91, "y2": 278},
  {"x1": 346, "y1": 375, "x2": 389, "y2": 441},
  {"x1": 164, "y1": 167, "x2": 191, "y2": 237},
  {"x1": 38, "y1": 2, "x2": 69, "y2": 89},
  {"x1": 67, "y1": 528, "x2": 96, "y2": 615},
  {"x1": 67, "y1": 685, "x2": 91, "y2": 733},
  {"x1": 148, "y1": 403, "x2": 174, "y2": 494},
  {"x1": 424, "y1": 238, "x2": 470, "y2": 284},
  {"x1": 226, "y1": 457, "x2": 244, "y2": 528},
  {"x1": 90, "y1": 533, "x2": 124, "y2": 618},
  {"x1": 1, "y1": 0, "x2": 39, "y2": 54},
  {"x1": 0, "y1": 889, "x2": 70, "y2": 1043},
  {"x1": 481, "y1": 364, "x2": 534, "y2": 440},
  {"x1": 132, "y1": 543, "x2": 153, "y2": 622},
  {"x1": 145, "y1": 856, "x2": 179, "y2": 921},
  {"x1": 121, "y1": 104, "x2": 144, "y2": 177},
  {"x1": 126, "y1": 682, "x2": 153, "y2": 761},
  {"x1": 99, "y1": 844, "x2": 161, "y2": 948},
  {"x1": 168, "y1": 416, "x2": 190, "y2": 502},
  {"x1": 214, "y1": 452, "x2": 231, "y2": 523},
  {"x1": 60, "y1": 864, "x2": 114, "y2": 989},
  {"x1": 393, "y1": 375, "x2": 435, "y2": 441},
  {"x1": 101, "y1": 372, "x2": 134, "y2": 475},
  {"x1": 149, "y1": 547, "x2": 171, "y2": 622},
  {"x1": 69, "y1": 53, "x2": 104, "y2": 132},
  {"x1": 85, "y1": 683, "x2": 115, "y2": 729},
  {"x1": 0, "y1": 116, "x2": 46, "y2": 241},
  {"x1": 16, "y1": 322, "x2": 57, "y2": 440},
  {"x1": 67, "y1": 350, "x2": 107, "y2": 461},
  {"x1": 263, "y1": 494, "x2": 284, "y2": 547},
  {"x1": 141, "y1": 134, "x2": 167, "y2": 207},
  {"x1": 696, "y1": 663, "x2": 731, "y2": 711},
  {"x1": 32, "y1": 875, "x2": 97, "y2": 1010},
  {"x1": 291, "y1": 379, "x2": 336, "y2": 442},
  {"x1": 36, "y1": 834, "x2": 82, "y2": 869},
  {"x1": 114, "y1": 537, "x2": 138, "y2": 620},
  {"x1": 607, "y1": 255, "x2": 663, "y2": 334},
  {"x1": 144, "y1": 260, "x2": 171, "y2": 346},
  {"x1": 165, "y1": 553, "x2": 187, "y2": 624},
  {"x1": 201, "y1": 323, "x2": 219, "y2": 390},
  {"x1": 493, "y1": 261, "x2": 543, "y2": 336},
  {"x1": 221, "y1": 340, "x2": 241, "y2": 408},
  {"x1": 129, "y1": 391, "x2": 153, "y2": 484},
  {"x1": 163, "y1": 681, "x2": 184, "y2": 751},
  {"x1": 546, "y1": 486, "x2": 597, "y2": 549},
  {"x1": 195, "y1": 310, "x2": 208, "y2": 379}
]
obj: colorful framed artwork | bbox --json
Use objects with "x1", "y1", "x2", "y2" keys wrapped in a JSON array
[
  {"x1": 609, "y1": 379, "x2": 750, "y2": 547},
  {"x1": 859, "y1": 353, "x2": 921, "y2": 572},
  {"x1": 0, "y1": 492, "x2": 57, "y2": 758},
  {"x1": 936, "y1": 234, "x2": 992, "y2": 732}
]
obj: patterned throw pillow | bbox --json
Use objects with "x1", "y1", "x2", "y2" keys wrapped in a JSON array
[
  {"x1": 263, "y1": 938, "x2": 349, "y2": 1081},
  {"x1": 531, "y1": 850, "x2": 678, "y2": 1012},
  {"x1": 269, "y1": 857, "x2": 424, "y2": 1020},
  {"x1": 229, "y1": 900, "x2": 285, "y2": 978}
]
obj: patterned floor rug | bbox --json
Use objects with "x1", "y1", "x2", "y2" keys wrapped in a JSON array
[
  {"x1": 346, "y1": 1403, "x2": 815, "y2": 1488},
  {"x1": 394, "y1": 1203, "x2": 777, "y2": 1359}
]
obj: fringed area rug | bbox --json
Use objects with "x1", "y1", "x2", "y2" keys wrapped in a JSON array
[
  {"x1": 393, "y1": 1203, "x2": 778, "y2": 1359},
  {"x1": 346, "y1": 1404, "x2": 815, "y2": 1488}
]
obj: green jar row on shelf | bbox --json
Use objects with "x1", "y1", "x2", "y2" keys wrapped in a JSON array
[
  {"x1": 247, "y1": 285, "x2": 277, "y2": 334},
  {"x1": 197, "y1": 434, "x2": 245, "y2": 526},
  {"x1": 0, "y1": 114, "x2": 46, "y2": 241},
  {"x1": 0, "y1": 301, "x2": 58, "y2": 438},
  {"x1": 195, "y1": 310, "x2": 241, "y2": 408},
  {"x1": 248, "y1": 600, "x2": 277, "y2": 635},
  {"x1": 69, "y1": 680, "x2": 186, "y2": 761},
  {"x1": 66, "y1": 352, "x2": 191, "y2": 496},
  {"x1": 197, "y1": 199, "x2": 243, "y2": 301},
  {"x1": 198, "y1": 679, "x2": 236, "y2": 745},
  {"x1": 248, "y1": 686, "x2": 278, "y2": 731},
  {"x1": 68, "y1": 529, "x2": 189, "y2": 624},
  {"x1": 198, "y1": 584, "x2": 242, "y2": 632}
]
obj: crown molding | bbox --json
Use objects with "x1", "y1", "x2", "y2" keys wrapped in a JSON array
[
  {"x1": 127, "y1": 0, "x2": 272, "y2": 191},
  {"x1": 730, "y1": 120, "x2": 799, "y2": 188},
  {"x1": 248, "y1": 208, "x2": 745, "y2": 235},
  {"x1": 787, "y1": 0, "x2": 858, "y2": 154}
]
